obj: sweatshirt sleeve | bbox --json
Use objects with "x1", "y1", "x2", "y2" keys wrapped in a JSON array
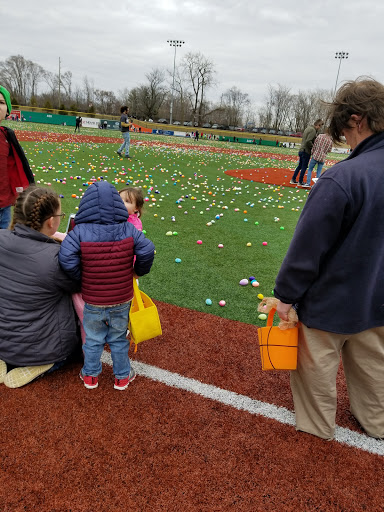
[
  {"x1": 274, "y1": 178, "x2": 349, "y2": 304},
  {"x1": 58, "y1": 229, "x2": 82, "y2": 280},
  {"x1": 302, "y1": 126, "x2": 316, "y2": 153},
  {"x1": 132, "y1": 230, "x2": 155, "y2": 277},
  {"x1": 0, "y1": 130, "x2": 9, "y2": 196},
  {"x1": 52, "y1": 256, "x2": 81, "y2": 294}
]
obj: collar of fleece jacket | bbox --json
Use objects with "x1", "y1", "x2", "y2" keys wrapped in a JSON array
[{"x1": 75, "y1": 181, "x2": 129, "y2": 225}]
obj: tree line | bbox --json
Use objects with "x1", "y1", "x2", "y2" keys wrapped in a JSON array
[{"x1": 0, "y1": 54, "x2": 331, "y2": 130}]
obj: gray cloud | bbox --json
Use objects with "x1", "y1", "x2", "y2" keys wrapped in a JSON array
[{"x1": 1, "y1": 0, "x2": 383, "y2": 107}]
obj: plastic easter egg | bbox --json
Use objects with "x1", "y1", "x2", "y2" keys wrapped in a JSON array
[
  {"x1": 249, "y1": 276, "x2": 256, "y2": 281},
  {"x1": 246, "y1": 242, "x2": 252, "y2": 247},
  {"x1": 218, "y1": 243, "x2": 224, "y2": 248},
  {"x1": 205, "y1": 299, "x2": 212, "y2": 306},
  {"x1": 197, "y1": 240, "x2": 203, "y2": 245},
  {"x1": 257, "y1": 293, "x2": 264, "y2": 300},
  {"x1": 258, "y1": 314, "x2": 267, "y2": 321},
  {"x1": 251, "y1": 281, "x2": 260, "y2": 287},
  {"x1": 239, "y1": 279, "x2": 248, "y2": 286},
  {"x1": 166, "y1": 231, "x2": 173, "y2": 236},
  {"x1": 219, "y1": 300, "x2": 226, "y2": 307},
  {"x1": 262, "y1": 242, "x2": 268, "y2": 246},
  {"x1": 175, "y1": 258, "x2": 182, "y2": 263}
]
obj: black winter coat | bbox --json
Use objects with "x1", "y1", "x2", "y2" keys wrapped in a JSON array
[{"x1": 0, "y1": 224, "x2": 80, "y2": 365}]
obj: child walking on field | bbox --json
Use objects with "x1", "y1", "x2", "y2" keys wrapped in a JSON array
[{"x1": 58, "y1": 181, "x2": 155, "y2": 390}]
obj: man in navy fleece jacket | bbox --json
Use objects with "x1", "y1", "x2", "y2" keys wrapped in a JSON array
[{"x1": 274, "y1": 78, "x2": 384, "y2": 441}]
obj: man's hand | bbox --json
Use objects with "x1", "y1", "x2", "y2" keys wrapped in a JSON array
[{"x1": 276, "y1": 300, "x2": 293, "y2": 321}]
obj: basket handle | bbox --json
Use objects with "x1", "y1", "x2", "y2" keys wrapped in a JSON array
[
  {"x1": 132, "y1": 278, "x2": 144, "y2": 311},
  {"x1": 267, "y1": 308, "x2": 277, "y2": 326}
]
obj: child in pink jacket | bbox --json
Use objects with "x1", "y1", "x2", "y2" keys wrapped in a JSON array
[{"x1": 119, "y1": 187, "x2": 144, "y2": 231}]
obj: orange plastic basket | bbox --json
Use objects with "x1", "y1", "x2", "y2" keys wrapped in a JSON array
[{"x1": 257, "y1": 308, "x2": 298, "y2": 370}]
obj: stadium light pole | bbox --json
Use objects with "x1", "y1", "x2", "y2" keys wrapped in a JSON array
[
  {"x1": 334, "y1": 51, "x2": 349, "y2": 95},
  {"x1": 167, "y1": 40, "x2": 185, "y2": 125}
]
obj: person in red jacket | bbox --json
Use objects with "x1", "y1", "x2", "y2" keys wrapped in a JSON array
[{"x1": 0, "y1": 85, "x2": 34, "y2": 228}]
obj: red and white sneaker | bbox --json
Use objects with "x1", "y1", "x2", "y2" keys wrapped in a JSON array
[
  {"x1": 79, "y1": 373, "x2": 99, "y2": 389},
  {"x1": 114, "y1": 368, "x2": 136, "y2": 390}
]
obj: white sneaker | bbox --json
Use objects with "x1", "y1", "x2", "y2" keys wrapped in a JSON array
[
  {"x1": 4, "y1": 364, "x2": 54, "y2": 388},
  {"x1": 0, "y1": 359, "x2": 7, "y2": 384}
]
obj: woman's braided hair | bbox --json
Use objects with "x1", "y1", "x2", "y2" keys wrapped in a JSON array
[{"x1": 10, "y1": 185, "x2": 60, "y2": 231}]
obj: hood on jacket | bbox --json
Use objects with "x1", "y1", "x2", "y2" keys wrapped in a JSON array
[{"x1": 75, "y1": 181, "x2": 128, "y2": 225}]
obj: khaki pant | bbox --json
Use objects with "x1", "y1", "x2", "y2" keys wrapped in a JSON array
[{"x1": 291, "y1": 324, "x2": 384, "y2": 440}]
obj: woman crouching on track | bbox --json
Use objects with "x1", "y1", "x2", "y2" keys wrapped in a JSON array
[{"x1": 0, "y1": 186, "x2": 80, "y2": 388}]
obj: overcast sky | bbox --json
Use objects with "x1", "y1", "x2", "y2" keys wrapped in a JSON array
[{"x1": 2, "y1": 0, "x2": 384, "y2": 110}]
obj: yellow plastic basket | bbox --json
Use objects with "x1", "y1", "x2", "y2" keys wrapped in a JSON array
[
  {"x1": 257, "y1": 308, "x2": 298, "y2": 370},
  {"x1": 128, "y1": 279, "x2": 162, "y2": 352}
]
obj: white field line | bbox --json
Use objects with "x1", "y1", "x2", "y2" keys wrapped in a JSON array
[{"x1": 101, "y1": 351, "x2": 384, "y2": 457}]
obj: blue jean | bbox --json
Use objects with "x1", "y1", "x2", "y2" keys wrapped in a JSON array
[
  {"x1": 306, "y1": 158, "x2": 324, "y2": 185},
  {"x1": 292, "y1": 151, "x2": 311, "y2": 184},
  {"x1": 0, "y1": 206, "x2": 12, "y2": 229},
  {"x1": 82, "y1": 302, "x2": 131, "y2": 379},
  {"x1": 118, "y1": 131, "x2": 130, "y2": 156}
]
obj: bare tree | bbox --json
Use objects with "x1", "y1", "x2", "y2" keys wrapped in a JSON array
[
  {"x1": 220, "y1": 87, "x2": 250, "y2": 127},
  {"x1": 83, "y1": 75, "x2": 95, "y2": 110},
  {"x1": 139, "y1": 69, "x2": 167, "y2": 119},
  {"x1": 118, "y1": 87, "x2": 130, "y2": 107},
  {"x1": 60, "y1": 71, "x2": 72, "y2": 101},
  {"x1": 94, "y1": 89, "x2": 118, "y2": 114},
  {"x1": 288, "y1": 91, "x2": 319, "y2": 132},
  {"x1": 268, "y1": 84, "x2": 291, "y2": 130},
  {"x1": 28, "y1": 61, "x2": 45, "y2": 99},
  {"x1": 44, "y1": 71, "x2": 59, "y2": 95},
  {"x1": 182, "y1": 52, "x2": 215, "y2": 125},
  {"x1": 0, "y1": 55, "x2": 33, "y2": 102},
  {"x1": 258, "y1": 104, "x2": 273, "y2": 130},
  {"x1": 312, "y1": 88, "x2": 333, "y2": 123},
  {"x1": 167, "y1": 65, "x2": 191, "y2": 122}
]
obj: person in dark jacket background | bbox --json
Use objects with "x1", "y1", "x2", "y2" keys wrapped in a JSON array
[
  {"x1": 274, "y1": 78, "x2": 384, "y2": 441},
  {"x1": 0, "y1": 85, "x2": 34, "y2": 228},
  {"x1": 290, "y1": 119, "x2": 324, "y2": 186},
  {"x1": 0, "y1": 186, "x2": 80, "y2": 388},
  {"x1": 59, "y1": 180, "x2": 155, "y2": 391}
]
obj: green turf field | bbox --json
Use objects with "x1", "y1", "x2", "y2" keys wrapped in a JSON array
[{"x1": 7, "y1": 122, "x2": 340, "y2": 325}]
